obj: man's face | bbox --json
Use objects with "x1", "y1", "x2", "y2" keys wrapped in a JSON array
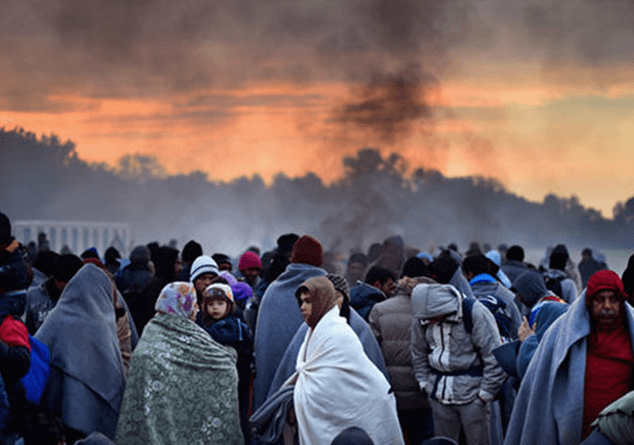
[
  {"x1": 380, "y1": 278, "x2": 395, "y2": 298},
  {"x1": 299, "y1": 291, "x2": 313, "y2": 323},
  {"x1": 218, "y1": 262, "x2": 232, "y2": 273},
  {"x1": 241, "y1": 267, "x2": 260, "y2": 285},
  {"x1": 346, "y1": 262, "x2": 365, "y2": 283},
  {"x1": 591, "y1": 290, "x2": 622, "y2": 327},
  {"x1": 194, "y1": 273, "x2": 217, "y2": 295}
]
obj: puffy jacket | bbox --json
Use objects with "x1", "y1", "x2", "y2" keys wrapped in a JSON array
[
  {"x1": 411, "y1": 283, "x2": 505, "y2": 405},
  {"x1": 369, "y1": 279, "x2": 432, "y2": 411}
]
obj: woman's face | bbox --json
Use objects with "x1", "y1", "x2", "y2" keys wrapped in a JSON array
[
  {"x1": 299, "y1": 291, "x2": 313, "y2": 323},
  {"x1": 206, "y1": 298, "x2": 228, "y2": 320}
]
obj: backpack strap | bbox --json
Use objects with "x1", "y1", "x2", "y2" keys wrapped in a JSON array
[{"x1": 462, "y1": 297, "x2": 475, "y2": 335}]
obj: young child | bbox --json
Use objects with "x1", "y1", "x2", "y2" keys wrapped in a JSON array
[{"x1": 199, "y1": 283, "x2": 253, "y2": 445}]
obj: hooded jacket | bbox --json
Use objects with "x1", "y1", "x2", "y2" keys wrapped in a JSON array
[{"x1": 411, "y1": 283, "x2": 505, "y2": 405}]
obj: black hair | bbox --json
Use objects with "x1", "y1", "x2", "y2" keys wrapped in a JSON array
[
  {"x1": 105, "y1": 247, "x2": 121, "y2": 266},
  {"x1": 401, "y1": 257, "x2": 430, "y2": 279},
  {"x1": 212, "y1": 253, "x2": 231, "y2": 266},
  {"x1": 53, "y1": 254, "x2": 84, "y2": 283},
  {"x1": 364, "y1": 266, "x2": 396, "y2": 286},
  {"x1": 0, "y1": 212, "x2": 11, "y2": 246},
  {"x1": 430, "y1": 252, "x2": 459, "y2": 284},
  {"x1": 181, "y1": 240, "x2": 203, "y2": 264},
  {"x1": 33, "y1": 250, "x2": 60, "y2": 277},
  {"x1": 506, "y1": 245, "x2": 525, "y2": 262},
  {"x1": 462, "y1": 254, "x2": 497, "y2": 277},
  {"x1": 154, "y1": 246, "x2": 179, "y2": 281},
  {"x1": 549, "y1": 251, "x2": 568, "y2": 271},
  {"x1": 277, "y1": 233, "x2": 299, "y2": 256},
  {"x1": 348, "y1": 252, "x2": 368, "y2": 266}
]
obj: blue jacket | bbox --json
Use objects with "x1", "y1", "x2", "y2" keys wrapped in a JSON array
[
  {"x1": 350, "y1": 282, "x2": 386, "y2": 320},
  {"x1": 504, "y1": 292, "x2": 634, "y2": 445}
]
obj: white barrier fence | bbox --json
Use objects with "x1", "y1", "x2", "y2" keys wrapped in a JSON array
[{"x1": 13, "y1": 220, "x2": 131, "y2": 255}]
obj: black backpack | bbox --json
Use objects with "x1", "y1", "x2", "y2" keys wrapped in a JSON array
[
  {"x1": 462, "y1": 295, "x2": 514, "y2": 340},
  {"x1": 544, "y1": 274, "x2": 565, "y2": 298}
]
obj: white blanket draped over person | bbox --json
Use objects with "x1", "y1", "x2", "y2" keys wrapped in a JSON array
[{"x1": 283, "y1": 276, "x2": 404, "y2": 445}]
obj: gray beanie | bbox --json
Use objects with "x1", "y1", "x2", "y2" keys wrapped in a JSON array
[
  {"x1": 514, "y1": 270, "x2": 549, "y2": 307},
  {"x1": 129, "y1": 245, "x2": 151, "y2": 264}
]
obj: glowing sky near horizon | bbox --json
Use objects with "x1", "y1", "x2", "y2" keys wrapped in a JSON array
[{"x1": 2, "y1": 0, "x2": 634, "y2": 216}]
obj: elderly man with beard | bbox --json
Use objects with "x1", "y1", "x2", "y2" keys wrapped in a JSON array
[{"x1": 504, "y1": 270, "x2": 634, "y2": 445}]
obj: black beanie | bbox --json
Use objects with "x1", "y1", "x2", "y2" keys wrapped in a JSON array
[{"x1": 53, "y1": 254, "x2": 84, "y2": 283}]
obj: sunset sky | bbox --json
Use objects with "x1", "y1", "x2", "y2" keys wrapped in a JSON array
[{"x1": 2, "y1": 0, "x2": 634, "y2": 216}]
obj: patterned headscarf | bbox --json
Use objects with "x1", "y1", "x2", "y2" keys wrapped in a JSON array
[{"x1": 155, "y1": 282, "x2": 197, "y2": 319}]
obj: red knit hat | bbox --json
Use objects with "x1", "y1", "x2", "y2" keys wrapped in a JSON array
[
  {"x1": 238, "y1": 251, "x2": 261, "y2": 271},
  {"x1": 586, "y1": 270, "x2": 626, "y2": 302},
  {"x1": 290, "y1": 235, "x2": 324, "y2": 267}
]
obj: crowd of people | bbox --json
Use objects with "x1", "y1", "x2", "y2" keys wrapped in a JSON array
[{"x1": 1, "y1": 210, "x2": 634, "y2": 445}]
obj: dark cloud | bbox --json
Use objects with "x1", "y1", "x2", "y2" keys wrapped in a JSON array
[{"x1": 332, "y1": 64, "x2": 436, "y2": 144}]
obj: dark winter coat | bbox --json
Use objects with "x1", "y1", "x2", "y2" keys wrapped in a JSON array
[{"x1": 502, "y1": 260, "x2": 529, "y2": 285}]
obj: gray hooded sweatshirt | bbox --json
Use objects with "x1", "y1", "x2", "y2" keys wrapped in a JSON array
[{"x1": 411, "y1": 283, "x2": 506, "y2": 405}]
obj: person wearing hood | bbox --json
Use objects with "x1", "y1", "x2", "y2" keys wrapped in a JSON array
[
  {"x1": 266, "y1": 274, "x2": 387, "y2": 403},
  {"x1": 116, "y1": 282, "x2": 243, "y2": 445},
  {"x1": 284, "y1": 276, "x2": 404, "y2": 445},
  {"x1": 515, "y1": 302, "x2": 568, "y2": 379},
  {"x1": 349, "y1": 266, "x2": 396, "y2": 320},
  {"x1": 252, "y1": 235, "x2": 326, "y2": 412},
  {"x1": 25, "y1": 253, "x2": 83, "y2": 335},
  {"x1": 411, "y1": 281, "x2": 505, "y2": 445},
  {"x1": 513, "y1": 270, "x2": 566, "y2": 324},
  {"x1": 37, "y1": 264, "x2": 127, "y2": 443},
  {"x1": 484, "y1": 251, "x2": 512, "y2": 289},
  {"x1": 504, "y1": 270, "x2": 634, "y2": 444}
]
